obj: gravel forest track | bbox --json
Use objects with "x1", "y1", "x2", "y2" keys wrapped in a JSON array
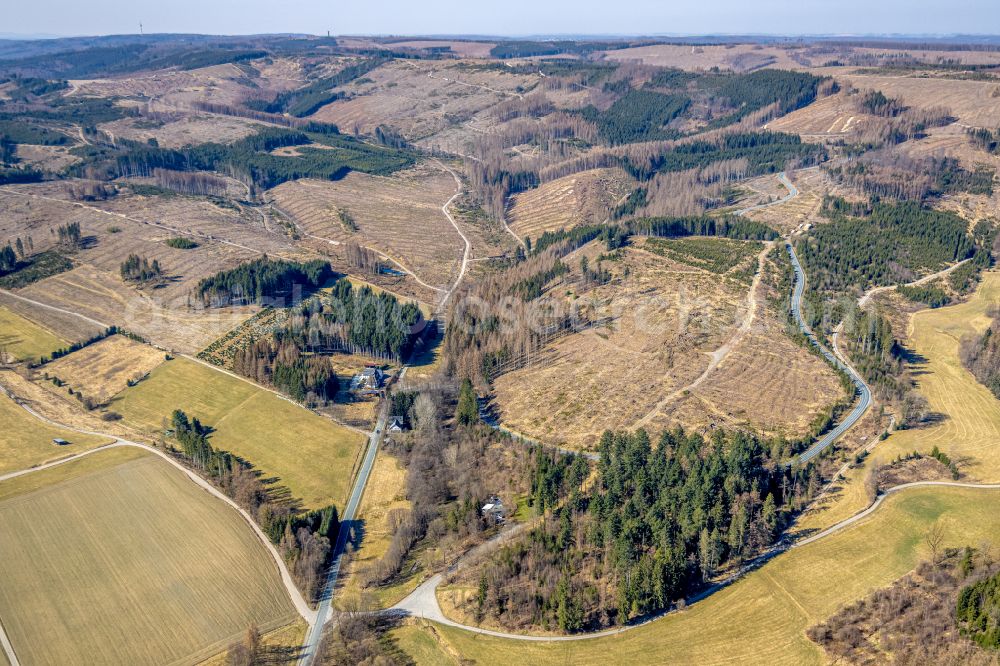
[
  {"x1": 430, "y1": 160, "x2": 471, "y2": 313},
  {"x1": 631, "y1": 239, "x2": 775, "y2": 430}
]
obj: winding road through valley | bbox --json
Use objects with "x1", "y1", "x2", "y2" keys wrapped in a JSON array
[
  {"x1": 787, "y1": 241, "x2": 873, "y2": 463},
  {"x1": 378, "y1": 171, "x2": 888, "y2": 641}
]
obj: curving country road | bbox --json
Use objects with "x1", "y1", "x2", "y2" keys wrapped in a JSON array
[
  {"x1": 857, "y1": 257, "x2": 972, "y2": 309},
  {"x1": 385, "y1": 478, "x2": 1000, "y2": 641},
  {"x1": 375, "y1": 170, "x2": 883, "y2": 641},
  {"x1": 787, "y1": 242, "x2": 873, "y2": 464},
  {"x1": 736, "y1": 171, "x2": 800, "y2": 216}
]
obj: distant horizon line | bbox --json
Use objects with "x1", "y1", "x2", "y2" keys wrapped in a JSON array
[{"x1": 3, "y1": 31, "x2": 1000, "y2": 42}]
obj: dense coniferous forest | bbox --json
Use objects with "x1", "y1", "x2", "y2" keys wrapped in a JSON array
[
  {"x1": 326, "y1": 280, "x2": 423, "y2": 360},
  {"x1": 0, "y1": 119, "x2": 70, "y2": 148},
  {"x1": 957, "y1": 569, "x2": 1000, "y2": 649},
  {"x1": 487, "y1": 41, "x2": 610, "y2": 59},
  {"x1": 701, "y1": 69, "x2": 823, "y2": 126},
  {"x1": 529, "y1": 216, "x2": 777, "y2": 257},
  {"x1": 0, "y1": 95, "x2": 135, "y2": 128},
  {"x1": 623, "y1": 132, "x2": 823, "y2": 181},
  {"x1": 578, "y1": 69, "x2": 822, "y2": 146},
  {"x1": 630, "y1": 214, "x2": 779, "y2": 241},
  {"x1": 0, "y1": 43, "x2": 262, "y2": 79},
  {"x1": 0, "y1": 166, "x2": 43, "y2": 184},
  {"x1": 897, "y1": 283, "x2": 951, "y2": 308},
  {"x1": 234, "y1": 339, "x2": 339, "y2": 405},
  {"x1": 0, "y1": 243, "x2": 17, "y2": 273},
  {"x1": 195, "y1": 257, "x2": 334, "y2": 306},
  {"x1": 472, "y1": 427, "x2": 819, "y2": 631},
  {"x1": 858, "y1": 89, "x2": 906, "y2": 117},
  {"x1": 968, "y1": 127, "x2": 1000, "y2": 154},
  {"x1": 231, "y1": 279, "x2": 421, "y2": 400},
  {"x1": 582, "y1": 89, "x2": 690, "y2": 144},
  {"x1": 104, "y1": 126, "x2": 414, "y2": 190},
  {"x1": 841, "y1": 304, "x2": 905, "y2": 396},
  {"x1": 797, "y1": 200, "x2": 973, "y2": 293},
  {"x1": 0, "y1": 249, "x2": 72, "y2": 288}
]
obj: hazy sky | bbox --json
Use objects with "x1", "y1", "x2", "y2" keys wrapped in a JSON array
[{"x1": 4, "y1": 0, "x2": 998, "y2": 38}]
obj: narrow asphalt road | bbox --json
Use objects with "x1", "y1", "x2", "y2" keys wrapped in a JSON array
[
  {"x1": 735, "y1": 171, "x2": 800, "y2": 216},
  {"x1": 787, "y1": 242, "x2": 873, "y2": 464},
  {"x1": 297, "y1": 157, "x2": 471, "y2": 664},
  {"x1": 298, "y1": 370, "x2": 399, "y2": 665},
  {"x1": 379, "y1": 171, "x2": 882, "y2": 640}
]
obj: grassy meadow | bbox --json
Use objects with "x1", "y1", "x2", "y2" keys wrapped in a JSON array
[
  {"x1": 874, "y1": 271, "x2": 1000, "y2": 475},
  {"x1": 0, "y1": 306, "x2": 65, "y2": 363},
  {"x1": 111, "y1": 356, "x2": 366, "y2": 509},
  {"x1": 334, "y1": 451, "x2": 414, "y2": 611},
  {"x1": 0, "y1": 448, "x2": 298, "y2": 665},
  {"x1": 797, "y1": 271, "x2": 1000, "y2": 535},
  {"x1": 0, "y1": 392, "x2": 112, "y2": 475}
]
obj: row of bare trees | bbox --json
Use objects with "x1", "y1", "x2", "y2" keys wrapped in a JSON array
[
  {"x1": 825, "y1": 150, "x2": 966, "y2": 201},
  {"x1": 634, "y1": 158, "x2": 751, "y2": 217},
  {"x1": 153, "y1": 168, "x2": 231, "y2": 197},
  {"x1": 344, "y1": 241, "x2": 382, "y2": 274}
]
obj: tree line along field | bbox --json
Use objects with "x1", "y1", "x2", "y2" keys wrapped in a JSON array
[
  {"x1": 45, "y1": 334, "x2": 166, "y2": 403},
  {"x1": 394, "y1": 486, "x2": 1000, "y2": 665},
  {"x1": 0, "y1": 446, "x2": 299, "y2": 666},
  {"x1": 111, "y1": 355, "x2": 365, "y2": 510}
]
